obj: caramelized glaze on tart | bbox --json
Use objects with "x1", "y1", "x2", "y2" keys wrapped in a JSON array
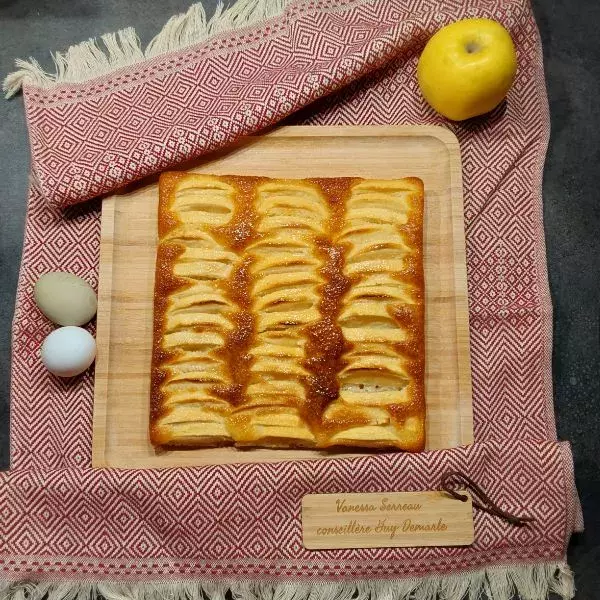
[{"x1": 150, "y1": 174, "x2": 425, "y2": 451}]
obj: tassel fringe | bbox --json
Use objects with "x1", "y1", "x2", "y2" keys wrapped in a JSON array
[
  {"x1": 0, "y1": 562, "x2": 575, "y2": 600},
  {"x1": 3, "y1": 0, "x2": 291, "y2": 98}
]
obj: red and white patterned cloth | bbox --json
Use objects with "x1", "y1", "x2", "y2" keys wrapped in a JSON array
[{"x1": 2, "y1": 0, "x2": 582, "y2": 584}]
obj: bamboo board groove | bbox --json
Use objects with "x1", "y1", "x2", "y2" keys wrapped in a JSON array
[{"x1": 92, "y1": 125, "x2": 473, "y2": 468}]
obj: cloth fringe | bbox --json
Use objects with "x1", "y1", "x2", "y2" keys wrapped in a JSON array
[
  {"x1": 3, "y1": 0, "x2": 291, "y2": 98},
  {"x1": 0, "y1": 563, "x2": 575, "y2": 600}
]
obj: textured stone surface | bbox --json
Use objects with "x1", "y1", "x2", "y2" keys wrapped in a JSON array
[{"x1": 0, "y1": 0, "x2": 597, "y2": 596}]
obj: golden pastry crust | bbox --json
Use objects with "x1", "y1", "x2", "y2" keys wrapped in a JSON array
[{"x1": 150, "y1": 173, "x2": 425, "y2": 452}]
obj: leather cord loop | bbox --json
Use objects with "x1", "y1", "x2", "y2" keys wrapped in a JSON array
[{"x1": 441, "y1": 471, "x2": 535, "y2": 527}]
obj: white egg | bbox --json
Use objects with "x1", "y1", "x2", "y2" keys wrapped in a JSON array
[{"x1": 40, "y1": 326, "x2": 97, "y2": 377}]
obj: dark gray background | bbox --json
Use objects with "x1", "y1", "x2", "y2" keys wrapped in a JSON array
[{"x1": 0, "y1": 0, "x2": 598, "y2": 597}]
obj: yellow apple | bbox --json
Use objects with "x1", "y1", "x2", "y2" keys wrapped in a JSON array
[{"x1": 417, "y1": 18, "x2": 517, "y2": 121}]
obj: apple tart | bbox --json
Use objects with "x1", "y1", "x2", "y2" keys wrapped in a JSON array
[{"x1": 150, "y1": 173, "x2": 425, "y2": 451}]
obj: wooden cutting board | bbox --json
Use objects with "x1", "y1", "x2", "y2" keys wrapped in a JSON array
[{"x1": 92, "y1": 125, "x2": 473, "y2": 468}]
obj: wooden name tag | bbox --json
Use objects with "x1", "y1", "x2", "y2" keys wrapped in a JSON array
[{"x1": 302, "y1": 491, "x2": 474, "y2": 550}]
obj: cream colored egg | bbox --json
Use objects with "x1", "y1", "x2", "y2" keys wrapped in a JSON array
[
  {"x1": 40, "y1": 326, "x2": 96, "y2": 377},
  {"x1": 34, "y1": 272, "x2": 97, "y2": 326}
]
